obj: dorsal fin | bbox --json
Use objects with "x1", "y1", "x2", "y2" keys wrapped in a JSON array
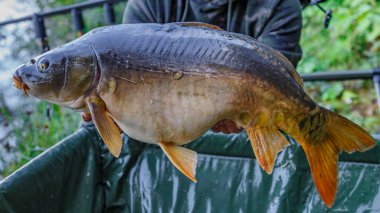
[
  {"x1": 172, "y1": 22, "x2": 223, "y2": 31},
  {"x1": 273, "y1": 50, "x2": 304, "y2": 87}
]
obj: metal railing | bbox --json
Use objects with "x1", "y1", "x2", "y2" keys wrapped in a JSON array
[
  {"x1": 0, "y1": 0, "x2": 124, "y2": 26},
  {"x1": 0, "y1": 0, "x2": 379, "y2": 108},
  {"x1": 301, "y1": 69, "x2": 380, "y2": 108},
  {"x1": 0, "y1": 0, "x2": 126, "y2": 52}
]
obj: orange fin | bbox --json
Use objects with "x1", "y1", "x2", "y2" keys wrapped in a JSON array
[
  {"x1": 159, "y1": 142, "x2": 197, "y2": 182},
  {"x1": 299, "y1": 138, "x2": 339, "y2": 208},
  {"x1": 297, "y1": 107, "x2": 376, "y2": 207},
  {"x1": 173, "y1": 22, "x2": 223, "y2": 30},
  {"x1": 87, "y1": 96, "x2": 122, "y2": 158},
  {"x1": 328, "y1": 111, "x2": 376, "y2": 153},
  {"x1": 246, "y1": 126, "x2": 290, "y2": 174}
]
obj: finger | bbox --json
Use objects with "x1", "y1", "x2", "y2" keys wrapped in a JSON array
[
  {"x1": 225, "y1": 120, "x2": 242, "y2": 133},
  {"x1": 233, "y1": 128, "x2": 243, "y2": 133},
  {"x1": 211, "y1": 120, "x2": 224, "y2": 132},
  {"x1": 217, "y1": 120, "x2": 241, "y2": 134},
  {"x1": 81, "y1": 112, "x2": 92, "y2": 122},
  {"x1": 221, "y1": 122, "x2": 230, "y2": 134},
  {"x1": 213, "y1": 120, "x2": 233, "y2": 134},
  {"x1": 211, "y1": 123, "x2": 222, "y2": 132},
  {"x1": 226, "y1": 123, "x2": 242, "y2": 133},
  {"x1": 224, "y1": 120, "x2": 237, "y2": 132}
]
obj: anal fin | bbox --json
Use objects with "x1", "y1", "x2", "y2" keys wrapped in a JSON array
[
  {"x1": 246, "y1": 126, "x2": 290, "y2": 174},
  {"x1": 159, "y1": 142, "x2": 197, "y2": 182},
  {"x1": 87, "y1": 96, "x2": 122, "y2": 157}
]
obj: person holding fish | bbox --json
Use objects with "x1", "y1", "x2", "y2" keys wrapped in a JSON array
[{"x1": 12, "y1": 0, "x2": 375, "y2": 208}]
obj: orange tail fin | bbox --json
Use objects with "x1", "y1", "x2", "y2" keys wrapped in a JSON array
[{"x1": 296, "y1": 107, "x2": 376, "y2": 207}]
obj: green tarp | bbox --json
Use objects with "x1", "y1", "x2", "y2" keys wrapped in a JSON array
[{"x1": 0, "y1": 123, "x2": 379, "y2": 212}]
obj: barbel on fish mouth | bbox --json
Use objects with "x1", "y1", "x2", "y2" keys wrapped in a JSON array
[{"x1": 12, "y1": 22, "x2": 375, "y2": 207}]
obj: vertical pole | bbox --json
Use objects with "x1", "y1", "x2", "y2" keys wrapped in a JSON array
[
  {"x1": 32, "y1": 14, "x2": 49, "y2": 53},
  {"x1": 71, "y1": 8, "x2": 84, "y2": 37},
  {"x1": 103, "y1": 3, "x2": 115, "y2": 25},
  {"x1": 372, "y1": 68, "x2": 380, "y2": 111}
]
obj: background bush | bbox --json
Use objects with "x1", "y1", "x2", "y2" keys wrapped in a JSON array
[{"x1": 299, "y1": 0, "x2": 380, "y2": 133}]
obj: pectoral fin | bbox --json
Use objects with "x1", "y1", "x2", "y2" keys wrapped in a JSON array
[
  {"x1": 87, "y1": 96, "x2": 122, "y2": 157},
  {"x1": 159, "y1": 142, "x2": 197, "y2": 182},
  {"x1": 246, "y1": 126, "x2": 290, "y2": 174}
]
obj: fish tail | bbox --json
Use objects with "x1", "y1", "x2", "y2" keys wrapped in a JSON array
[{"x1": 296, "y1": 107, "x2": 376, "y2": 207}]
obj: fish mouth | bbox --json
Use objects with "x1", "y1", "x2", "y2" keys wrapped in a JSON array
[{"x1": 12, "y1": 74, "x2": 30, "y2": 97}]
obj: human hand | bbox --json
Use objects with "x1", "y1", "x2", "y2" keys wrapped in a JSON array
[
  {"x1": 81, "y1": 112, "x2": 123, "y2": 133},
  {"x1": 81, "y1": 112, "x2": 92, "y2": 122},
  {"x1": 211, "y1": 119, "x2": 242, "y2": 134}
]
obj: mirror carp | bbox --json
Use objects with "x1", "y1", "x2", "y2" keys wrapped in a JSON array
[{"x1": 12, "y1": 22, "x2": 375, "y2": 207}]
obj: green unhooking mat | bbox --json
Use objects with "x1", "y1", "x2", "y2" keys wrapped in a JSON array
[{"x1": 0, "y1": 123, "x2": 379, "y2": 212}]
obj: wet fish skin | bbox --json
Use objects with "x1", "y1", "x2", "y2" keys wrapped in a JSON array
[
  {"x1": 89, "y1": 24, "x2": 310, "y2": 143},
  {"x1": 12, "y1": 23, "x2": 375, "y2": 207}
]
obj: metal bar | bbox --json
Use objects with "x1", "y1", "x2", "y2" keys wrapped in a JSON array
[
  {"x1": 301, "y1": 68, "x2": 380, "y2": 110},
  {"x1": 0, "y1": 16, "x2": 32, "y2": 26},
  {"x1": 315, "y1": 4, "x2": 326, "y2": 13},
  {"x1": 104, "y1": 2, "x2": 116, "y2": 25},
  {"x1": 301, "y1": 70, "x2": 375, "y2": 81},
  {"x1": 373, "y1": 75, "x2": 380, "y2": 110},
  {"x1": 372, "y1": 68, "x2": 380, "y2": 111},
  {"x1": 71, "y1": 8, "x2": 84, "y2": 36},
  {"x1": 0, "y1": 0, "x2": 126, "y2": 27},
  {"x1": 42, "y1": 0, "x2": 123, "y2": 17},
  {"x1": 32, "y1": 14, "x2": 50, "y2": 53}
]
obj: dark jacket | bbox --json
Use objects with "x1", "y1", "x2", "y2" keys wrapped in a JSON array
[{"x1": 123, "y1": 0, "x2": 303, "y2": 67}]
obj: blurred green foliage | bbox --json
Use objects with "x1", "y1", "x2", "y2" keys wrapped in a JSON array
[
  {"x1": 0, "y1": 101, "x2": 80, "y2": 177},
  {"x1": 299, "y1": 0, "x2": 379, "y2": 72},
  {"x1": 298, "y1": 0, "x2": 380, "y2": 133},
  {"x1": 0, "y1": 0, "x2": 379, "y2": 177}
]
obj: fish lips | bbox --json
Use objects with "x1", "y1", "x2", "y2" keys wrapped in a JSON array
[{"x1": 12, "y1": 63, "x2": 51, "y2": 97}]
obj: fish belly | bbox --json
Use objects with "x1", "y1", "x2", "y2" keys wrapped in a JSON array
[{"x1": 100, "y1": 71, "x2": 244, "y2": 145}]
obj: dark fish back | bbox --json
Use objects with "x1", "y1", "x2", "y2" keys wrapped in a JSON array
[{"x1": 86, "y1": 23, "x2": 305, "y2": 101}]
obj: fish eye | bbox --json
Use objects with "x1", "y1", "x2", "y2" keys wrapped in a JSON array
[{"x1": 38, "y1": 59, "x2": 49, "y2": 72}]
